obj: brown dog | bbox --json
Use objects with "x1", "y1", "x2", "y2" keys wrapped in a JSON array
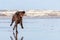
[{"x1": 10, "y1": 11, "x2": 25, "y2": 30}]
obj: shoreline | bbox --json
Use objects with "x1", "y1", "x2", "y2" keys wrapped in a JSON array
[{"x1": 0, "y1": 16, "x2": 60, "y2": 19}]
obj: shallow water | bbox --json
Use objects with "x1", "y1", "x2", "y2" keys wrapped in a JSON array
[{"x1": 0, "y1": 17, "x2": 60, "y2": 40}]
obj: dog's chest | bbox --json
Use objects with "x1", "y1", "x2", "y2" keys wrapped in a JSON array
[{"x1": 17, "y1": 18, "x2": 22, "y2": 23}]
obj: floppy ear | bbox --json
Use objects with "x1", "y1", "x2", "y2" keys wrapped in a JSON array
[{"x1": 22, "y1": 11, "x2": 25, "y2": 14}]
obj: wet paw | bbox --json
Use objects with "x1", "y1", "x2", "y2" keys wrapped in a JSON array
[
  {"x1": 22, "y1": 27, "x2": 24, "y2": 29},
  {"x1": 10, "y1": 24, "x2": 12, "y2": 26},
  {"x1": 13, "y1": 28, "x2": 14, "y2": 30}
]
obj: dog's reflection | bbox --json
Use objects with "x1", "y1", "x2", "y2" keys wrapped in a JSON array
[{"x1": 21, "y1": 36, "x2": 24, "y2": 40}]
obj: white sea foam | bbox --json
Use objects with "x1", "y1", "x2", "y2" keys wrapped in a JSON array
[{"x1": 0, "y1": 10, "x2": 60, "y2": 17}]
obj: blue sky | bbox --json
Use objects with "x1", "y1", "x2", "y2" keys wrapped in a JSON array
[{"x1": 0, "y1": 0, "x2": 60, "y2": 10}]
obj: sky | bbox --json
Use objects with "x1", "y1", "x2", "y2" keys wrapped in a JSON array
[{"x1": 0, "y1": 0, "x2": 60, "y2": 10}]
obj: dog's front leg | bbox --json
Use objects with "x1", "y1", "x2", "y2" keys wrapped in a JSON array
[
  {"x1": 20, "y1": 20, "x2": 24, "y2": 29},
  {"x1": 10, "y1": 16, "x2": 15, "y2": 26}
]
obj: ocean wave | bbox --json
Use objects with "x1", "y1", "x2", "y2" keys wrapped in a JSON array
[{"x1": 0, "y1": 10, "x2": 60, "y2": 17}]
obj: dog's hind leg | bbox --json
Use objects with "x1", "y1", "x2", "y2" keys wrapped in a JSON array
[{"x1": 13, "y1": 23, "x2": 17, "y2": 30}]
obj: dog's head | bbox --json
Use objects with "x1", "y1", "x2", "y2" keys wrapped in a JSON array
[
  {"x1": 16, "y1": 11, "x2": 25, "y2": 17},
  {"x1": 19, "y1": 11, "x2": 25, "y2": 17}
]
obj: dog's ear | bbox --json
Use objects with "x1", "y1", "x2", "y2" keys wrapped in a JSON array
[{"x1": 22, "y1": 11, "x2": 25, "y2": 14}]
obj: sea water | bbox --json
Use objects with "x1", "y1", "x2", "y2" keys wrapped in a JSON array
[{"x1": 0, "y1": 17, "x2": 60, "y2": 40}]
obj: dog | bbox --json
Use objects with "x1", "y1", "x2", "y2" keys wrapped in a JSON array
[{"x1": 10, "y1": 11, "x2": 25, "y2": 30}]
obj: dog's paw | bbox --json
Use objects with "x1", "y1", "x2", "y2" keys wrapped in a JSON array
[
  {"x1": 22, "y1": 27, "x2": 24, "y2": 29},
  {"x1": 10, "y1": 24, "x2": 12, "y2": 26},
  {"x1": 13, "y1": 28, "x2": 14, "y2": 30}
]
